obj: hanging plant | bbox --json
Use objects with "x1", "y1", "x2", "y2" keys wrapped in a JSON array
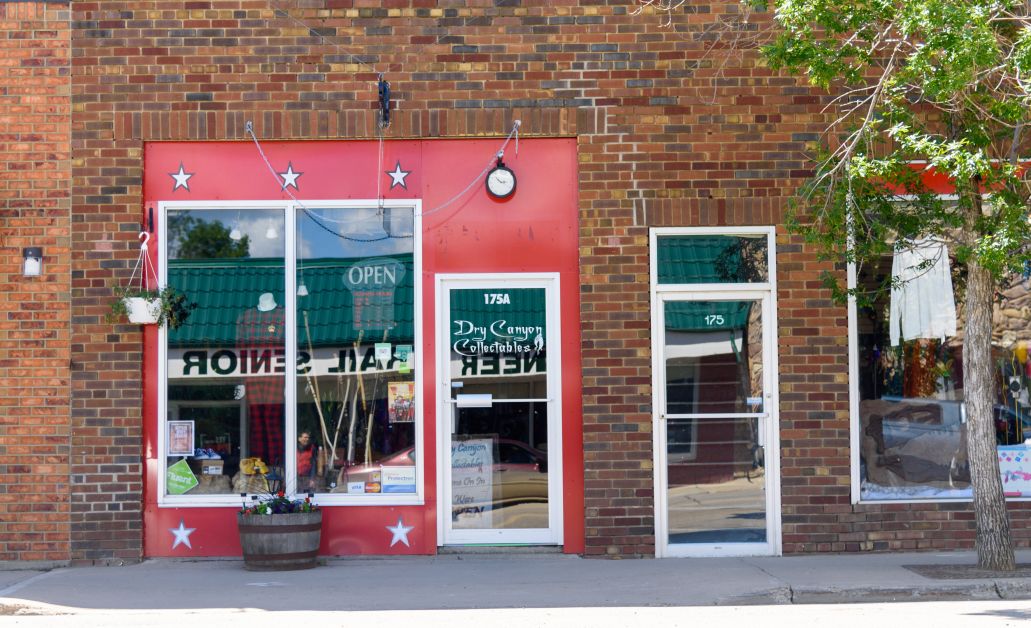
[{"x1": 108, "y1": 232, "x2": 196, "y2": 329}]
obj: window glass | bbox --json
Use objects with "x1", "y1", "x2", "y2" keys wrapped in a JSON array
[
  {"x1": 165, "y1": 208, "x2": 286, "y2": 497},
  {"x1": 663, "y1": 300, "x2": 762, "y2": 414},
  {"x1": 447, "y1": 286, "x2": 550, "y2": 530},
  {"x1": 657, "y1": 235, "x2": 768, "y2": 284},
  {"x1": 297, "y1": 207, "x2": 416, "y2": 495},
  {"x1": 162, "y1": 205, "x2": 419, "y2": 500},
  {"x1": 856, "y1": 243, "x2": 1031, "y2": 500}
]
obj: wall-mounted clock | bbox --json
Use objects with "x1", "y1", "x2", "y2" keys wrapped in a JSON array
[{"x1": 486, "y1": 159, "x2": 516, "y2": 199}]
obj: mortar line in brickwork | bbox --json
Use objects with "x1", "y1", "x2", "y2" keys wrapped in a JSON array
[
  {"x1": 266, "y1": 0, "x2": 494, "y2": 94},
  {"x1": 269, "y1": 0, "x2": 378, "y2": 74}
]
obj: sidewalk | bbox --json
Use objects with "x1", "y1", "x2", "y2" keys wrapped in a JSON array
[{"x1": 2, "y1": 550, "x2": 1031, "y2": 615}]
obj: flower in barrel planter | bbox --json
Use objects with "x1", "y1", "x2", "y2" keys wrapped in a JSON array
[
  {"x1": 240, "y1": 490, "x2": 319, "y2": 515},
  {"x1": 237, "y1": 490, "x2": 322, "y2": 571}
]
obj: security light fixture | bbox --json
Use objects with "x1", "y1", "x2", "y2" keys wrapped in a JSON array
[{"x1": 22, "y1": 247, "x2": 42, "y2": 277}]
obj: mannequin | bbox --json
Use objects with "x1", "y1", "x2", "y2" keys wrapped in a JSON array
[
  {"x1": 237, "y1": 292, "x2": 285, "y2": 467},
  {"x1": 257, "y1": 292, "x2": 277, "y2": 312}
]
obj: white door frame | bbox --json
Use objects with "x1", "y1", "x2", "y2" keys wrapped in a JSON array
[
  {"x1": 435, "y1": 273, "x2": 564, "y2": 546},
  {"x1": 650, "y1": 227, "x2": 781, "y2": 558}
]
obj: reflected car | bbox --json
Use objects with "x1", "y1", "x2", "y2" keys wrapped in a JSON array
[{"x1": 335, "y1": 439, "x2": 548, "y2": 505}]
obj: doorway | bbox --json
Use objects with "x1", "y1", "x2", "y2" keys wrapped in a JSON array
[
  {"x1": 651, "y1": 228, "x2": 781, "y2": 557},
  {"x1": 437, "y1": 274, "x2": 564, "y2": 546}
]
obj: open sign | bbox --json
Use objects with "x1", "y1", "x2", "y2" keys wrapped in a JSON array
[{"x1": 342, "y1": 257, "x2": 406, "y2": 290}]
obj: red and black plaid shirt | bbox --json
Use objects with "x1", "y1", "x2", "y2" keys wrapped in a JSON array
[{"x1": 237, "y1": 306, "x2": 286, "y2": 466}]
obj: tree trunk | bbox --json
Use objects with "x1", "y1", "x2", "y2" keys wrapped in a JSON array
[{"x1": 964, "y1": 258, "x2": 1016, "y2": 571}]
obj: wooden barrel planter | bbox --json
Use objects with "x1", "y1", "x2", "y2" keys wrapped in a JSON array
[{"x1": 237, "y1": 511, "x2": 322, "y2": 571}]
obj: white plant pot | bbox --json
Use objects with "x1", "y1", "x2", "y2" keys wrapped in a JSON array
[{"x1": 124, "y1": 297, "x2": 160, "y2": 324}]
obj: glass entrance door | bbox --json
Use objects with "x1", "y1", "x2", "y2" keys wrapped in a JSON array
[
  {"x1": 438, "y1": 275, "x2": 563, "y2": 546},
  {"x1": 656, "y1": 293, "x2": 779, "y2": 556}
]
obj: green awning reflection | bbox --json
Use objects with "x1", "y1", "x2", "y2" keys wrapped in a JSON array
[
  {"x1": 167, "y1": 255, "x2": 414, "y2": 347},
  {"x1": 665, "y1": 301, "x2": 751, "y2": 332}
]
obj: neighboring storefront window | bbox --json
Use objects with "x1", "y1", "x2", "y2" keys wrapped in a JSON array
[
  {"x1": 855, "y1": 241, "x2": 1031, "y2": 500},
  {"x1": 162, "y1": 205, "x2": 418, "y2": 500}
]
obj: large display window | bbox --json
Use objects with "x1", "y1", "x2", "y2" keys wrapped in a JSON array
[
  {"x1": 851, "y1": 238, "x2": 1031, "y2": 501},
  {"x1": 158, "y1": 202, "x2": 421, "y2": 504}
]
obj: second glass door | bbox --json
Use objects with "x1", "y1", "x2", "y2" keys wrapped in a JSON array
[{"x1": 657, "y1": 293, "x2": 779, "y2": 556}]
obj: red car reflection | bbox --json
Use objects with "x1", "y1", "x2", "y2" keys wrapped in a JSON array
[{"x1": 335, "y1": 439, "x2": 548, "y2": 504}]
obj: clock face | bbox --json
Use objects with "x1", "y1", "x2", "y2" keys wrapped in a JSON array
[{"x1": 486, "y1": 165, "x2": 516, "y2": 198}]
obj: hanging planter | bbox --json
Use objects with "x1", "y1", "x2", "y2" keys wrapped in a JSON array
[
  {"x1": 108, "y1": 232, "x2": 196, "y2": 329},
  {"x1": 124, "y1": 295, "x2": 161, "y2": 324}
]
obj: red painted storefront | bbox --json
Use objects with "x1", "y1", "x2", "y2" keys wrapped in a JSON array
[{"x1": 140, "y1": 138, "x2": 584, "y2": 557}]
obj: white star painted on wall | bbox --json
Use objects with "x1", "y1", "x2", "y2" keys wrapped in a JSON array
[
  {"x1": 169, "y1": 519, "x2": 196, "y2": 550},
  {"x1": 386, "y1": 161, "x2": 410, "y2": 189},
  {"x1": 278, "y1": 162, "x2": 302, "y2": 190},
  {"x1": 386, "y1": 517, "x2": 414, "y2": 547},
  {"x1": 169, "y1": 163, "x2": 194, "y2": 191}
]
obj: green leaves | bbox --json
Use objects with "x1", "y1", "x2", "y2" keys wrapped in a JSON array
[{"x1": 764, "y1": 0, "x2": 1031, "y2": 287}]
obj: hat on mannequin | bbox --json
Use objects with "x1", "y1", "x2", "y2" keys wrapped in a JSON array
[{"x1": 257, "y1": 292, "x2": 277, "y2": 312}]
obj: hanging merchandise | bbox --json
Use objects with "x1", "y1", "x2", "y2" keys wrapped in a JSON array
[{"x1": 888, "y1": 238, "x2": 958, "y2": 346}]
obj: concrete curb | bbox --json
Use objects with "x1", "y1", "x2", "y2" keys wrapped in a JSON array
[
  {"x1": 0, "y1": 598, "x2": 72, "y2": 617},
  {"x1": 4, "y1": 583, "x2": 1029, "y2": 615},
  {"x1": 716, "y1": 587, "x2": 793, "y2": 606},
  {"x1": 992, "y1": 580, "x2": 1031, "y2": 600},
  {"x1": 0, "y1": 561, "x2": 66, "y2": 572},
  {"x1": 790, "y1": 583, "x2": 1002, "y2": 604}
]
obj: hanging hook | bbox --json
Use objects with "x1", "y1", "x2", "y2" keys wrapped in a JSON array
[{"x1": 139, "y1": 231, "x2": 150, "y2": 250}]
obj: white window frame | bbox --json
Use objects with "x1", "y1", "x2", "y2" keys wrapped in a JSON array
[
  {"x1": 156, "y1": 199, "x2": 424, "y2": 507},
  {"x1": 650, "y1": 226, "x2": 782, "y2": 557},
  {"x1": 434, "y1": 272, "x2": 565, "y2": 546}
]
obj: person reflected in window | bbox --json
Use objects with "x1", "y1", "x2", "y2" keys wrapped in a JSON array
[{"x1": 297, "y1": 430, "x2": 322, "y2": 491}]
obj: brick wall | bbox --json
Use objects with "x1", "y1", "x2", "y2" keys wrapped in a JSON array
[
  {"x1": 63, "y1": 0, "x2": 1031, "y2": 561},
  {"x1": 0, "y1": 1, "x2": 72, "y2": 564}
]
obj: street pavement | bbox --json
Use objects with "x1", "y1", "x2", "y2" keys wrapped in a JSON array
[{"x1": 1, "y1": 550, "x2": 1031, "y2": 616}]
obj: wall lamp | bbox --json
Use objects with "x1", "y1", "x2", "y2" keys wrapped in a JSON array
[{"x1": 22, "y1": 247, "x2": 43, "y2": 277}]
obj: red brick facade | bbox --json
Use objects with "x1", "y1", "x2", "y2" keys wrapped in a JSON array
[
  {"x1": 0, "y1": 1, "x2": 71, "y2": 564},
  {"x1": 2, "y1": 0, "x2": 1029, "y2": 563}
]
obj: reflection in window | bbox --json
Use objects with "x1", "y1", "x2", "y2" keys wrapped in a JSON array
[
  {"x1": 657, "y1": 235, "x2": 768, "y2": 284},
  {"x1": 662, "y1": 298, "x2": 766, "y2": 543},
  {"x1": 165, "y1": 208, "x2": 286, "y2": 496},
  {"x1": 447, "y1": 287, "x2": 550, "y2": 530},
  {"x1": 296, "y1": 207, "x2": 416, "y2": 495},
  {"x1": 162, "y1": 206, "x2": 418, "y2": 499},
  {"x1": 856, "y1": 244, "x2": 1031, "y2": 500},
  {"x1": 663, "y1": 300, "x2": 762, "y2": 414}
]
